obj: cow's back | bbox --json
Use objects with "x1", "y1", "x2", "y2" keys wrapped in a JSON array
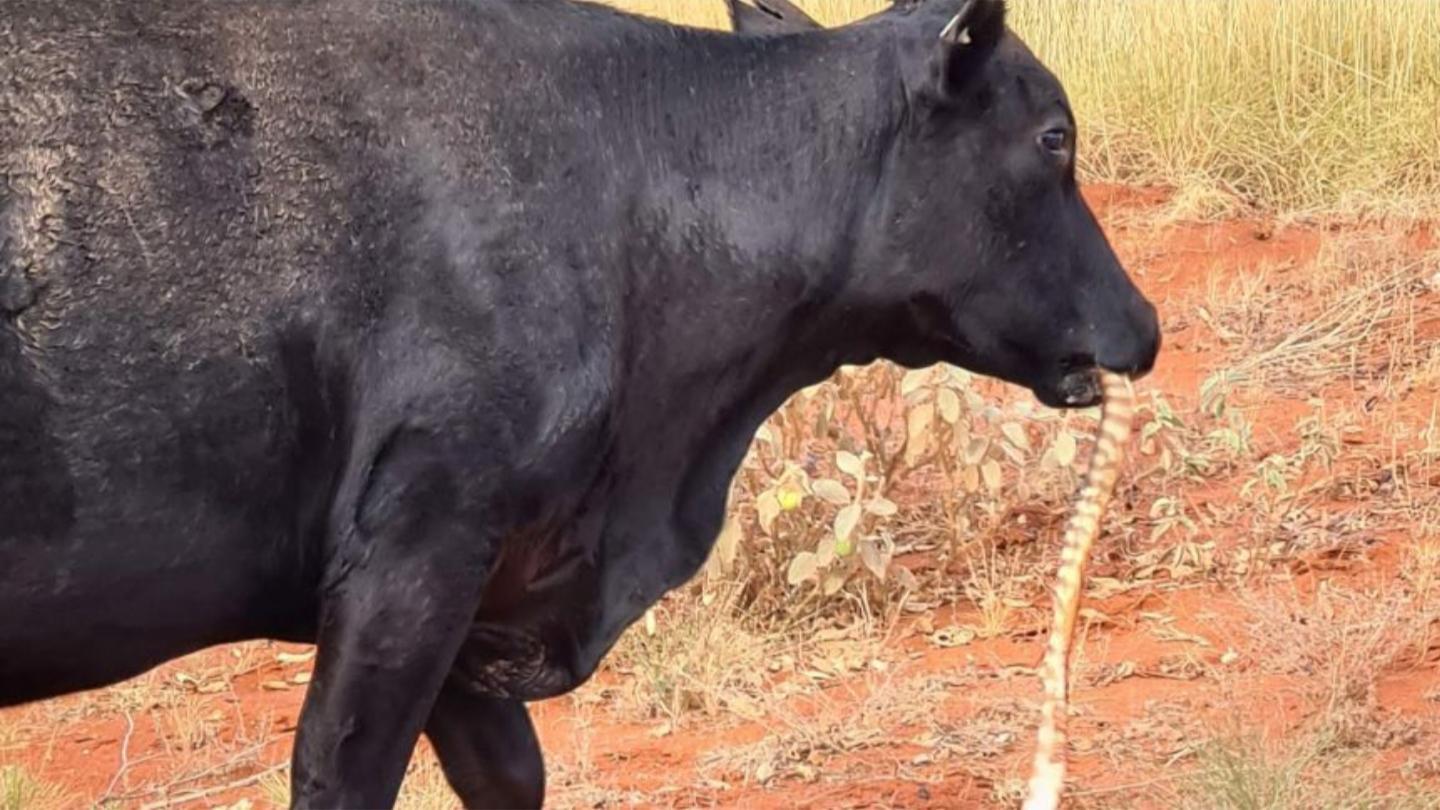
[{"x1": 0, "y1": 0, "x2": 661, "y2": 393}]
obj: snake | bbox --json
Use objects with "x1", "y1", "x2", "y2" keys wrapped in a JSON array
[{"x1": 1023, "y1": 370, "x2": 1136, "y2": 810}]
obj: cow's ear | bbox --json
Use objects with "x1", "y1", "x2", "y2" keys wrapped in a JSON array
[
  {"x1": 727, "y1": 0, "x2": 822, "y2": 34},
  {"x1": 924, "y1": 0, "x2": 1006, "y2": 103}
]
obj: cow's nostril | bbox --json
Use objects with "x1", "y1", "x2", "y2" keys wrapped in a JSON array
[{"x1": 1059, "y1": 353, "x2": 1097, "y2": 374}]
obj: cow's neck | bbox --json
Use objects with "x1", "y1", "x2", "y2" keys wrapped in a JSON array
[{"x1": 613, "y1": 25, "x2": 904, "y2": 557}]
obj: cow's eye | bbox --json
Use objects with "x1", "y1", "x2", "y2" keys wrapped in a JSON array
[{"x1": 1038, "y1": 128, "x2": 1069, "y2": 156}]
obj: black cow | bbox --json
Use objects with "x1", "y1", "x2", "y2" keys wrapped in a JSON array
[{"x1": 0, "y1": 0, "x2": 1159, "y2": 806}]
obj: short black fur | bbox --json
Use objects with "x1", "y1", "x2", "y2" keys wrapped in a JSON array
[{"x1": 0, "y1": 0, "x2": 1158, "y2": 806}]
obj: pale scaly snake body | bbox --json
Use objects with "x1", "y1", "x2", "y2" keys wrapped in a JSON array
[{"x1": 1023, "y1": 371, "x2": 1136, "y2": 810}]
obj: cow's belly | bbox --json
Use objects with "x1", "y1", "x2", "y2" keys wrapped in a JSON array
[
  {"x1": 0, "y1": 507, "x2": 312, "y2": 706},
  {"x1": 0, "y1": 383, "x2": 322, "y2": 704}
]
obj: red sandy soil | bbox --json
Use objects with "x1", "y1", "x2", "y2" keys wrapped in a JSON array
[{"x1": 3, "y1": 185, "x2": 1437, "y2": 809}]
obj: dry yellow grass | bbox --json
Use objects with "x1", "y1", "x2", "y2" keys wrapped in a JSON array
[
  {"x1": 1011, "y1": 0, "x2": 1440, "y2": 219},
  {"x1": 0, "y1": 766, "x2": 72, "y2": 810},
  {"x1": 604, "y1": 0, "x2": 1440, "y2": 218},
  {"x1": 602, "y1": 0, "x2": 880, "y2": 27},
  {"x1": 1198, "y1": 236, "x2": 1439, "y2": 394},
  {"x1": 602, "y1": 0, "x2": 731, "y2": 28}
]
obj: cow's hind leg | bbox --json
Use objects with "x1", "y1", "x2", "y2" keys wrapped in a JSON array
[
  {"x1": 290, "y1": 428, "x2": 498, "y2": 809},
  {"x1": 426, "y1": 684, "x2": 544, "y2": 809}
]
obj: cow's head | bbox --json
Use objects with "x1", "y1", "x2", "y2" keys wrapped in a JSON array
[{"x1": 733, "y1": 0, "x2": 1160, "y2": 408}]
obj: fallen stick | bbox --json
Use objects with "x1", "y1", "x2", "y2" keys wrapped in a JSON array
[
  {"x1": 1023, "y1": 371, "x2": 1135, "y2": 810},
  {"x1": 138, "y1": 761, "x2": 287, "y2": 810}
]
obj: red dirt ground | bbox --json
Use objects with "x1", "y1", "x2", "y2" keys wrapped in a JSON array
[{"x1": 3, "y1": 185, "x2": 1437, "y2": 809}]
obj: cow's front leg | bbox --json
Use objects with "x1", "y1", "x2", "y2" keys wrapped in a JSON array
[
  {"x1": 426, "y1": 683, "x2": 544, "y2": 809},
  {"x1": 290, "y1": 429, "x2": 497, "y2": 809}
]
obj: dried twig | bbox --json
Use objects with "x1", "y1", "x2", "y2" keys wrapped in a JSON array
[
  {"x1": 97, "y1": 710, "x2": 137, "y2": 804},
  {"x1": 138, "y1": 761, "x2": 287, "y2": 810}
]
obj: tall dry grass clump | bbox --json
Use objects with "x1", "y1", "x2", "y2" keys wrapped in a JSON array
[
  {"x1": 1011, "y1": 0, "x2": 1440, "y2": 219},
  {"x1": 605, "y1": 0, "x2": 1440, "y2": 218},
  {"x1": 604, "y1": 0, "x2": 731, "y2": 28},
  {"x1": 603, "y1": 0, "x2": 881, "y2": 28}
]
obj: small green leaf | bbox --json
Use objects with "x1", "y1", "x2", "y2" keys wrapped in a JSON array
[
  {"x1": 1002, "y1": 423, "x2": 1031, "y2": 452},
  {"x1": 961, "y1": 464, "x2": 980, "y2": 493},
  {"x1": 901, "y1": 368, "x2": 932, "y2": 396},
  {"x1": 811, "y1": 478, "x2": 852, "y2": 506},
  {"x1": 757, "y1": 491, "x2": 781, "y2": 535},
  {"x1": 1054, "y1": 430, "x2": 1078, "y2": 467},
  {"x1": 836, "y1": 451, "x2": 865, "y2": 479},
  {"x1": 815, "y1": 536, "x2": 837, "y2": 568},
  {"x1": 981, "y1": 459, "x2": 1003, "y2": 492},
  {"x1": 786, "y1": 552, "x2": 819, "y2": 585},
  {"x1": 963, "y1": 437, "x2": 990, "y2": 466},
  {"x1": 834, "y1": 503, "x2": 862, "y2": 542},
  {"x1": 859, "y1": 538, "x2": 888, "y2": 580},
  {"x1": 864, "y1": 497, "x2": 898, "y2": 517},
  {"x1": 937, "y1": 388, "x2": 961, "y2": 425},
  {"x1": 906, "y1": 403, "x2": 936, "y2": 451}
]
